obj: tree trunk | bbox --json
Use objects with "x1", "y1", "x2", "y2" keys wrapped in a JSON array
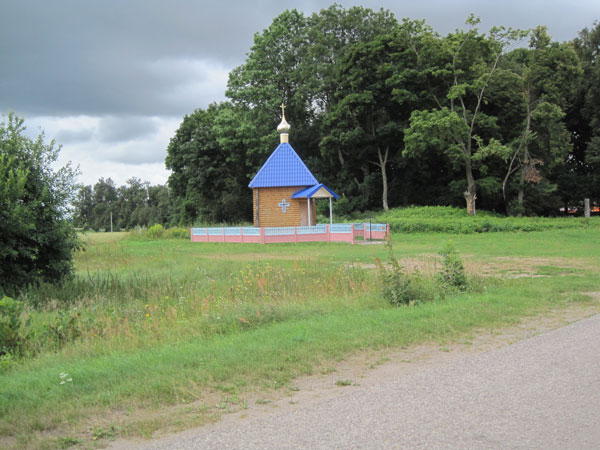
[
  {"x1": 464, "y1": 157, "x2": 477, "y2": 216},
  {"x1": 517, "y1": 167, "x2": 525, "y2": 217},
  {"x1": 378, "y1": 145, "x2": 390, "y2": 212},
  {"x1": 517, "y1": 90, "x2": 532, "y2": 218}
]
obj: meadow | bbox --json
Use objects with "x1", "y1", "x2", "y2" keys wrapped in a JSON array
[{"x1": 1, "y1": 213, "x2": 600, "y2": 448}]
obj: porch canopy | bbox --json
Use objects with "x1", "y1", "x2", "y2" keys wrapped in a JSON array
[{"x1": 292, "y1": 184, "x2": 339, "y2": 225}]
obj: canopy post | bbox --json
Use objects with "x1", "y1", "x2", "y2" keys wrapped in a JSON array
[
  {"x1": 329, "y1": 197, "x2": 333, "y2": 225},
  {"x1": 307, "y1": 198, "x2": 311, "y2": 226}
]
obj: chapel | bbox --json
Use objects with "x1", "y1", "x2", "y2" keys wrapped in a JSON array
[{"x1": 248, "y1": 106, "x2": 338, "y2": 227}]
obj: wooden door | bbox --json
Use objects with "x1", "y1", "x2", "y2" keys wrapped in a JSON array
[{"x1": 299, "y1": 200, "x2": 308, "y2": 226}]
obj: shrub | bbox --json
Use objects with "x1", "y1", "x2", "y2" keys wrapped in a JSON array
[
  {"x1": 437, "y1": 241, "x2": 467, "y2": 291},
  {"x1": 147, "y1": 224, "x2": 164, "y2": 238},
  {"x1": 376, "y1": 243, "x2": 424, "y2": 306},
  {"x1": 164, "y1": 227, "x2": 189, "y2": 239},
  {"x1": 0, "y1": 296, "x2": 25, "y2": 355},
  {"x1": 375, "y1": 206, "x2": 598, "y2": 234},
  {"x1": 45, "y1": 310, "x2": 82, "y2": 350},
  {"x1": 1, "y1": 114, "x2": 79, "y2": 295}
]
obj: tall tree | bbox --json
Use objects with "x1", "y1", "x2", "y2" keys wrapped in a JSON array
[
  {"x1": 404, "y1": 15, "x2": 527, "y2": 215},
  {"x1": 166, "y1": 103, "x2": 252, "y2": 224},
  {"x1": 72, "y1": 184, "x2": 94, "y2": 229},
  {"x1": 492, "y1": 27, "x2": 580, "y2": 215},
  {"x1": 91, "y1": 178, "x2": 117, "y2": 231},
  {"x1": 568, "y1": 21, "x2": 600, "y2": 204},
  {"x1": 321, "y1": 22, "x2": 427, "y2": 211}
]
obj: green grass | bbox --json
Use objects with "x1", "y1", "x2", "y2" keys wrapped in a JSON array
[{"x1": 2, "y1": 226, "x2": 600, "y2": 448}]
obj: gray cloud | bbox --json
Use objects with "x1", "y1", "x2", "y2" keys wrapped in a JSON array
[
  {"x1": 1, "y1": 0, "x2": 598, "y2": 118},
  {"x1": 96, "y1": 116, "x2": 160, "y2": 144},
  {"x1": 1, "y1": 0, "x2": 598, "y2": 186},
  {"x1": 55, "y1": 127, "x2": 95, "y2": 144}
]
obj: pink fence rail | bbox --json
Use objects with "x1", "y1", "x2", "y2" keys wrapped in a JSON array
[{"x1": 190, "y1": 223, "x2": 389, "y2": 244}]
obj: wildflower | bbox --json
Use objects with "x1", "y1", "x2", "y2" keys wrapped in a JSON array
[{"x1": 59, "y1": 373, "x2": 73, "y2": 385}]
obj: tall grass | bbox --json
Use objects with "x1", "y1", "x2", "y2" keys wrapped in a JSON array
[{"x1": 12, "y1": 256, "x2": 381, "y2": 359}]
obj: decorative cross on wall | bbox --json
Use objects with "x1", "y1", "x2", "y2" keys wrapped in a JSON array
[{"x1": 278, "y1": 198, "x2": 290, "y2": 213}]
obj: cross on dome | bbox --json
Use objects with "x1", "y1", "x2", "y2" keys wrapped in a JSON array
[{"x1": 277, "y1": 103, "x2": 291, "y2": 140}]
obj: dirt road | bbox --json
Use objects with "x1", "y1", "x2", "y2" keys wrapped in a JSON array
[{"x1": 113, "y1": 311, "x2": 600, "y2": 449}]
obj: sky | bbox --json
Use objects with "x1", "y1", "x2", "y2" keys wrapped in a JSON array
[{"x1": 1, "y1": 1, "x2": 598, "y2": 188}]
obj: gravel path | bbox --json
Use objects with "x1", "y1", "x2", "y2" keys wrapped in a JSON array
[{"x1": 114, "y1": 313, "x2": 600, "y2": 449}]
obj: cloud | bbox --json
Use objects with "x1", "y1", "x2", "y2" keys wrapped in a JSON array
[
  {"x1": 24, "y1": 114, "x2": 180, "y2": 185},
  {"x1": 96, "y1": 117, "x2": 160, "y2": 144},
  {"x1": 0, "y1": 1, "x2": 273, "y2": 117},
  {"x1": 2, "y1": 0, "x2": 599, "y2": 189}
]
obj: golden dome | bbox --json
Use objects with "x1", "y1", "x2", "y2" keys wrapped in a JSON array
[{"x1": 277, "y1": 103, "x2": 291, "y2": 134}]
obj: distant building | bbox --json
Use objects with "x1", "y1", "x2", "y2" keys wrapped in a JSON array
[{"x1": 248, "y1": 106, "x2": 338, "y2": 227}]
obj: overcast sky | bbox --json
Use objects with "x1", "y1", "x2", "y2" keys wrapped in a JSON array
[{"x1": 1, "y1": 1, "x2": 598, "y2": 187}]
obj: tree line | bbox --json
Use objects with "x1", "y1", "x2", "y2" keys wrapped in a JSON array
[
  {"x1": 72, "y1": 177, "x2": 171, "y2": 231},
  {"x1": 163, "y1": 6, "x2": 599, "y2": 222}
]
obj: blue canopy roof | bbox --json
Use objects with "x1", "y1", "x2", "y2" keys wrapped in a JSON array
[
  {"x1": 248, "y1": 143, "x2": 318, "y2": 188},
  {"x1": 292, "y1": 184, "x2": 339, "y2": 200}
]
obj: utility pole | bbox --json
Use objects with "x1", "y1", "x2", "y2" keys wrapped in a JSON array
[
  {"x1": 584, "y1": 198, "x2": 590, "y2": 218},
  {"x1": 110, "y1": 211, "x2": 113, "y2": 232}
]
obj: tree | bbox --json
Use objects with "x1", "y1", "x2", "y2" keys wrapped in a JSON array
[
  {"x1": 490, "y1": 28, "x2": 580, "y2": 215},
  {"x1": 72, "y1": 184, "x2": 94, "y2": 229},
  {"x1": 404, "y1": 16, "x2": 527, "y2": 215},
  {"x1": 0, "y1": 113, "x2": 79, "y2": 295},
  {"x1": 567, "y1": 21, "x2": 600, "y2": 205},
  {"x1": 321, "y1": 23, "x2": 426, "y2": 211},
  {"x1": 224, "y1": 5, "x2": 400, "y2": 213},
  {"x1": 91, "y1": 177, "x2": 118, "y2": 231},
  {"x1": 166, "y1": 103, "x2": 252, "y2": 224}
]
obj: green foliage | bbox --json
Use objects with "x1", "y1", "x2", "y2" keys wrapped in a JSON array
[
  {"x1": 164, "y1": 227, "x2": 189, "y2": 239},
  {"x1": 437, "y1": 241, "x2": 467, "y2": 291},
  {"x1": 72, "y1": 178, "x2": 173, "y2": 231},
  {"x1": 0, "y1": 113, "x2": 79, "y2": 295},
  {"x1": 154, "y1": 7, "x2": 596, "y2": 218},
  {"x1": 374, "y1": 206, "x2": 597, "y2": 233},
  {"x1": 147, "y1": 224, "x2": 164, "y2": 238},
  {"x1": 0, "y1": 296, "x2": 25, "y2": 356},
  {"x1": 376, "y1": 243, "x2": 432, "y2": 306},
  {"x1": 376, "y1": 238, "x2": 469, "y2": 306},
  {"x1": 44, "y1": 310, "x2": 82, "y2": 351},
  {"x1": 166, "y1": 104, "x2": 252, "y2": 224}
]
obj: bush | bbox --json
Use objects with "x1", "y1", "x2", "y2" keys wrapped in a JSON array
[
  {"x1": 373, "y1": 206, "x2": 598, "y2": 234},
  {"x1": 147, "y1": 224, "x2": 164, "y2": 238},
  {"x1": 437, "y1": 241, "x2": 467, "y2": 291},
  {"x1": 0, "y1": 296, "x2": 25, "y2": 356},
  {"x1": 376, "y1": 243, "x2": 426, "y2": 306},
  {"x1": 1, "y1": 114, "x2": 79, "y2": 295},
  {"x1": 164, "y1": 227, "x2": 189, "y2": 239}
]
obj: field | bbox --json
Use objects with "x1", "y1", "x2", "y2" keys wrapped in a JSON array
[{"x1": 1, "y1": 218, "x2": 600, "y2": 449}]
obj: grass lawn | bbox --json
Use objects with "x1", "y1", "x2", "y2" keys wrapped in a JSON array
[{"x1": 1, "y1": 228, "x2": 599, "y2": 449}]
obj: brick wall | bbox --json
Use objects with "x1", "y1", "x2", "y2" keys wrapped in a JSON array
[{"x1": 252, "y1": 187, "x2": 316, "y2": 227}]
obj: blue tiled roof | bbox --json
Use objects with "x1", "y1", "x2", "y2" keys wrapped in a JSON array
[
  {"x1": 248, "y1": 143, "x2": 318, "y2": 188},
  {"x1": 292, "y1": 184, "x2": 339, "y2": 200}
]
